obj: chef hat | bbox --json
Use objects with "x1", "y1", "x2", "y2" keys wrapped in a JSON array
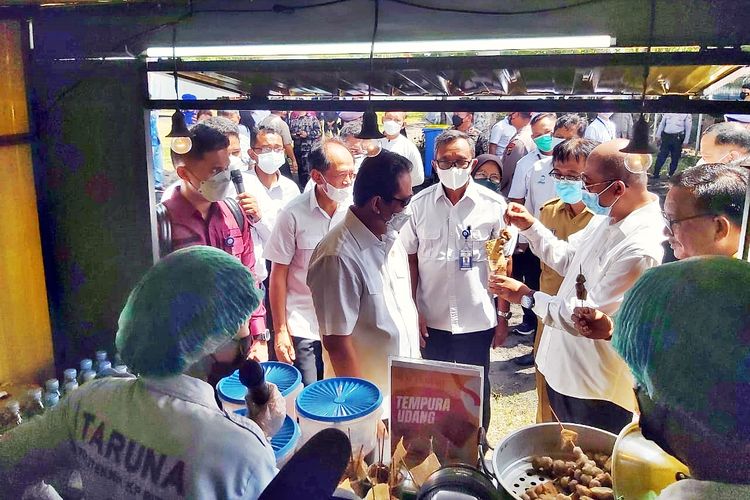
[
  {"x1": 116, "y1": 246, "x2": 261, "y2": 377},
  {"x1": 613, "y1": 257, "x2": 750, "y2": 439}
]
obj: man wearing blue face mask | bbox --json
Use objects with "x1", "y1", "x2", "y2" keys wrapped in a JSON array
[{"x1": 490, "y1": 139, "x2": 666, "y2": 434}]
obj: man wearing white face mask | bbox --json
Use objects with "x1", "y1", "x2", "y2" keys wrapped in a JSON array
[
  {"x1": 697, "y1": 121, "x2": 750, "y2": 166},
  {"x1": 160, "y1": 124, "x2": 269, "y2": 363},
  {"x1": 400, "y1": 130, "x2": 517, "y2": 428},
  {"x1": 264, "y1": 141, "x2": 354, "y2": 386},
  {"x1": 584, "y1": 112, "x2": 617, "y2": 143},
  {"x1": 380, "y1": 111, "x2": 425, "y2": 187},
  {"x1": 303, "y1": 122, "x2": 365, "y2": 193},
  {"x1": 235, "y1": 126, "x2": 301, "y2": 285}
]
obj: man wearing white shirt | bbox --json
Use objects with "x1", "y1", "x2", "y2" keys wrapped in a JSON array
[
  {"x1": 307, "y1": 151, "x2": 420, "y2": 426},
  {"x1": 489, "y1": 114, "x2": 517, "y2": 156},
  {"x1": 653, "y1": 113, "x2": 693, "y2": 179},
  {"x1": 584, "y1": 112, "x2": 617, "y2": 143},
  {"x1": 235, "y1": 126, "x2": 301, "y2": 284},
  {"x1": 380, "y1": 111, "x2": 425, "y2": 187},
  {"x1": 491, "y1": 139, "x2": 666, "y2": 434},
  {"x1": 264, "y1": 141, "x2": 354, "y2": 385},
  {"x1": 401, "y1": 130, "x2": 517, "y2": 428}
]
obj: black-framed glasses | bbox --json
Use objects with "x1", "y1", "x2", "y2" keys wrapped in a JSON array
[
  {"x1": 433, "y1": 159, "x2": 472, "y2": 170},
  {"x1": 474, "y1": 172, "x2": 501, "y2": 184},
  {"x1": 661, "y1": 211, "x2": 715, "y2": 234},
  {"x1": 384, "y1": 195, "x2": 413, "y2": 208},
  {"x1": 549, "y1": 170, "x2": 583, "y2": 182},
  {"x1": 252, "y1": 146, "x2": 284, "y2": 154}
]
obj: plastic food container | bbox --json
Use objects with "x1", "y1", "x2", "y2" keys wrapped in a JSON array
[
  {"x1": 216, "y1": 363, "x2": 303, "y2": 416},
  {"x1": 261, "y1": 362, "x2": 303, "y2": 419},
  {"x1": 295, "y1": 377, "x2": 382, "y2": 456},
  {"x1": 236, "y1": 409, "x2": 301, "y2": 467}
]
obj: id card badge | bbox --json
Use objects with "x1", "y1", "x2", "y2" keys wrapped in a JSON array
[{"x1": 459, "y1": 227, "x2": 473, "y2": 271}]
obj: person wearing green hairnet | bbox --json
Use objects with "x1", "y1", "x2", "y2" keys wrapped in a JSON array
[
  {"x1": 611, "y1": 257, "x2": 750, "y2": 498},
  {"x1": 0, "y1": 246, "x2": 282, "y2": 499}
]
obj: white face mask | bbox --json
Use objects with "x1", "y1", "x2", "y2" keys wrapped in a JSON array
[
  {"x1": 386, "y1": 205, "x2": 412, "y2": 233},
  {"x1": 196, "y1": 169, "x2": 232, "y2": 202},
  {"x1": 383, "y1": 120, "x2": 402, "y2": 136},
  {"x1": 323, "y1": 179, "x2": 353, "y2": 203},
  {"x1": 256, "y1": 151, "x2": 285, "y2": 174},
  {"x1": 229, "y1": 155, "x2": 245, "y2": 171},
  {"x1": 551, "y1": 136, "x2": 566, "y2": 149},
  {"x1": 353, "y1": 155, "x2": 365, "y2": 173},
  {"x1": 437, "y1": 166, "x2": 471, "y2": 190}
]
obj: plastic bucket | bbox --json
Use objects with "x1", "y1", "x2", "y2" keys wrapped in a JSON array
[
  {"x1": 261, "y1": 362, "x2": 303, "y2": 419},
  {"x1": 295, "y1": 377, "x2": 383, "y2": 456},
  {"x1": 235, "y1": 410, "x2": 301, "y2": 467},
  {"x1": 216, "y1": 370, "x2": 248, "y2": 413}
]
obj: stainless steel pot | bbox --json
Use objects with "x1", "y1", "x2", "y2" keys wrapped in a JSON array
[{"x1": 417, "y1": 463, "x2": 501, "y2": 500}]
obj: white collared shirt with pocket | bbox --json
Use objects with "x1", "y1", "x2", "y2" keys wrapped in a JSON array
[
  {"x1": 400, "y1": 180, "x2": 518, "y2": 334},
  {"x1": 263, "y1": 188, "x2": 349, "y2": 341},
  {"x1": 380, "y1": 134, "x2": 425, "y2": 187},
  {"x1": 525, "y1": 197, "x2": 666, "y2": 411}
]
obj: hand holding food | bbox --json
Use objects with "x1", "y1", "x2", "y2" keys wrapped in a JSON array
[
  {"x1": 485, "y1": 228, "x2": 512, "y2": 274},
  {"x1": 505, "y1": 202, "x2": 536, "y2": 230},
  {"x1": 571, "y1": 307, "x2": 614, "y2": 340}
]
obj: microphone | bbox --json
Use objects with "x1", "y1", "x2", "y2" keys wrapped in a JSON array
[
  {"x1": 230, "y1": 168, "x2": 245, "y2": 194},
  {"x1": 239, "y1": 360, "x2": 270, "y2": 407},
  {"x1": 259, "y1": 428, "x2": 351, "y2": 500}
]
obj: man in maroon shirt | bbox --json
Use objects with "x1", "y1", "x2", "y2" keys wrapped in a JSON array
[{"x1": 161, "y1": 123, "x2": 269, "y2": 363}]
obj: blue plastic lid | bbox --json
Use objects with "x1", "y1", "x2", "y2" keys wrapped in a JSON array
[
  {"x1": 295, "y1": 377, "x2": 382, "y2": 423},
  {"x1": 261, "y1": 362, "x2": 302, "y2": 398},
  {"x1": 216, "y1": 370, "x2": 246, "y2": 405},
  {"x1": 234, "y1": 410, "x2": 300, "y2": 459}
]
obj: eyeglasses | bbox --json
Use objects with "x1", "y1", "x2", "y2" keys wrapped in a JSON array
[
  {"x1": 384, "y1": 195, "x2": 413, "y2": 208},
  {"x1": 549, "y1": 170, "x2": 583, "y2": 182},
  {"x1": 434, "y1": 159, "x2": 472, "y2": 170},
  {"x1": 252, "y1": 146, "x2": 284, "y2": 154},
  {"x1": 474, "y1": 172, "x2": 501, "y2": 184},
  {"x1": 582, "y1": 178, "x2": 619, "y2": 192},
  {"x1": 661, "y1": 211, "x2": 715, "y2": 234}
]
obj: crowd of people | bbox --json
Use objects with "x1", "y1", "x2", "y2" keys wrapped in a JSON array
[{"x1": 2, "y1": 107, "x2": 749, "y2": 498}]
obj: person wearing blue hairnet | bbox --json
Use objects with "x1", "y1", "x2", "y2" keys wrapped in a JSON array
[
  {"x1": 612, "y1": 257, "x2": 750, "y2": 498},
  {"x1": 0, "y1": 246, "x2": 282, "y2": 499}
]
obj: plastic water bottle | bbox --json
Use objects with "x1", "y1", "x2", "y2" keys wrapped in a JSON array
[
  {"x1": 113, "y1": 365, "x2": 129, "y2": 375},
  {"x1": 1, "y1": 401, "x2": 23, "y2": 434},
  {"x1": 44, "y1": 378, "x2": 60, "y2": 398},
  {"x1": 63, "y1": 380, "x2": 79, "y2": 396},
  {"x1": 23, "y1": 388, "x2": 45, "y2": 419},
  {"x1": 79, "y1": 359, "x2": 93, "y2": 382},
  {"x1": 95, "y1": 350, "x2": 108, "y2": 372},
  {"x1": 43, "y1": 391, "x2": 60, "y2": 409},
  {"x1": 96, "y1": 360, "x2": 112, "y2": 377},
  {"x1": 63, "y1": 368, "x2": 77, "y2": 386},
  {"x1": 80, "y1": 370, "x2": 97, "y2": 384}
]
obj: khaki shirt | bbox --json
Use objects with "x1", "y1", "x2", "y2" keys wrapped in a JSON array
[{"x1": 537, "y1": 198, "x2": 595, "y2": 295}]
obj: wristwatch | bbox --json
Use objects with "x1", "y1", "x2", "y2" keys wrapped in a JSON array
[
  {"x1": 252, "y1": 329, "x2": 271, "y2": 342},
  {"x1": 497, "y1": 311, "x2": 512, "y2": 321},
  {"x1": 521, "y1": 292, "x2": 536, "y2": 310}
]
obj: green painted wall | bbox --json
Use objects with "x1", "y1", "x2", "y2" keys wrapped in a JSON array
[{"x1": 30, "y1": 60, "x2": 156, "y2": 371}]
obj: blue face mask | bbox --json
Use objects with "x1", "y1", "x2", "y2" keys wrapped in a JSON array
[
  {"x1": 581, "y1": 181, "x2": 620, "y2": 216},
  {"x1": 554, "y1": 179, "x2": 583, "y2": 204},
  {"x1": 533, "y1": 133, "x2": 553, "y2": 152}
]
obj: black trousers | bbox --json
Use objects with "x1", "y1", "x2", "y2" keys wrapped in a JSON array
[
  {"x1": 422, "y1": 327, "x2": 494, "y2": 429},
  {"x1": 292, "y1": 337, "x2": 324, "y2": 386},
  {"x1": 512, "y1": 248, "x2": 541, "y2": 328},
  {"x1": 546, "y1": 385, "x2": 633, "y2": 435},
  {"x1": 294, "y1": 146, "x2": 312, "y2": 188},
  {"x1": 653, "y1": 132, "x2": 684, "y2": 177}
]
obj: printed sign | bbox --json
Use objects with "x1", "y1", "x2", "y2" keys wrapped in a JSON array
[{"x1": 389, "y1": 357, "x2": 483, "y2": 466}]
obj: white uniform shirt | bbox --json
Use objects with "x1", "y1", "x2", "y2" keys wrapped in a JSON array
[
  {"x1": 584, "y1": 116, "x2": 617, "y2": 143},
  {"x1": 400, "y1": 181, "x2": 518, "y2": 334},
  {"x1": 524, "y1": 197, "x2": 666, "y2": 411},
  {"x1": 380, "y1": 135, "x2": 425, "y2": 186},
  {"x1": 507, "y1": 150, "x2": 546, "y2": 201},
  {"x1": 0, "y1": 375, "x2": 277, "y2": 499},
  {"x1": 489, "y1": 117, "x2": 517, "y2": 155},
  {"x1": 658, "y1": 478, "x2": 750, "y2": 499},
  {"x1": 306, "y1": 209, "x2": 421, "y2": 408},
  {"x1": 524, "y1": 156, "x2": 558, "y2": 218},
  {"x1": 235, "y1": 169, "x2": 300, "y2": 282},
  {"x1": 656, "y1": 113, "x2": 692, "y2": 142},
  {"x1": 263, "y1": 188, "x2": 349, "y2": 341}
]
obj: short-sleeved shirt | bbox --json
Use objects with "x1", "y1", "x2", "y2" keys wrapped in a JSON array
[
  {"x1": 584, "y1": 116, "x2": 616, "y2": 143},
  {"x1": 259, "y1": 114, "x2": 293, "y2": 146},
  {"x1": 507, "y1": 150, "x2": 545, "y2": 202},
  {"x1": 0, "y1": 375, "x2": 277, "y2": 499},
  {"x1": 263, "y1": 188, "x2": 349, "y2": 341},
  {"x1": 400, "y1": 180, "x2": 518, "y2": 334},
  {"x1": 524, "y1": 156, "x2": 558, "y2": 218},
  {"x1": 306, "y1": 209, "x2": 421, "y2": 407},
  {"x1": 537, "y1": 198, "x2": 595, "y2": 295},
  {"x1": 380, "y1": 135, "x2": 425, "y2": 186},
  {"x1": 233, "y1": 169, "x2": 300, "y2": 282},
  {"x1": 489, "y1": 117, "x2": 516, "y2": 155},
  {"x1": 500, "y1": 126, "x2": 534, "y2": 196},
  {"x1": 161, "y1": 186, "x2": 266, "y2": 335}
]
